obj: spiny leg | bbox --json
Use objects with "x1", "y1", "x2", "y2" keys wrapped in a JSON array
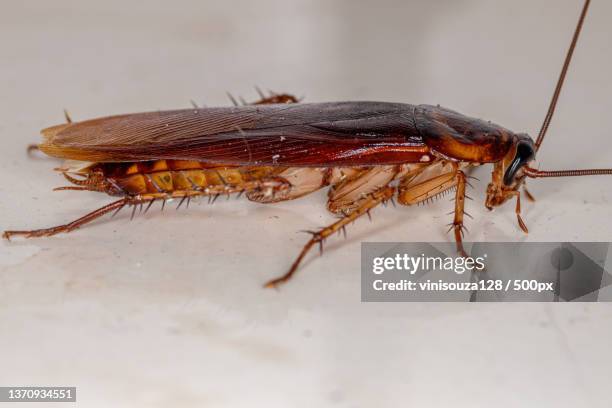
[
  {"x1": 397, "y1": 161, "x2": 457, "y2": 206},
  {"x1": 449, "y1": 169, "x2": 469, "y2": 257},
  {"x1": 394, "y1": 161, "x2": 471, "y2": 256},
  {"x1": 264, "y1": 186, "x2": 395, "y2": 288},
  {"x1": 4, "y1": 174, "x2": 292, "y2": 240},
  {"x1": 2, "y1": 172, "x2": 291, "y2": 240},
  {"x1": 327, "y1": 166, "x2": 399, "y2": 215},
  {"x1": 3, "y1": 198, "x2": 133, "y2": 240}
]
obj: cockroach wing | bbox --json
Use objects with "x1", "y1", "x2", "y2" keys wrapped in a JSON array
[
  {"x1": 415, "y1": 105, "x2": 515, "y2": 163},
  {"x1": 39, "y1": 102, "x2": 430, "y2": 166}
]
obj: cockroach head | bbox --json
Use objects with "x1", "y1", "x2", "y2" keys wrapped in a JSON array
[
  {"x1": 502, "y1": 134, "x2": 535, "y2": 187},
  {"x1": 485, "y1": 133, "x2": 535, "y2": 209}
]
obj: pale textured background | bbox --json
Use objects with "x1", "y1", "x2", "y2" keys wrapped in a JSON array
[{"x1": 1, "y1": 0, "x2": 612, "y2": 407}]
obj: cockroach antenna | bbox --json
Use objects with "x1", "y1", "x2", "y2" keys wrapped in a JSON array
[
  {"x1": 535, "y1": 0, "x2": 590, "y2": 151},
  {"x1": 526, "y1": 0, "x2": 612, "y2": 179}
]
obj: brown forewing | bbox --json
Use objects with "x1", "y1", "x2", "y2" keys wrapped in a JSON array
[{"x1": 39, "y1": 102, "x2": 430, "y2": 167}]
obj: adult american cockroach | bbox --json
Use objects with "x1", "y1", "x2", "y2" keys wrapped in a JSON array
[{"x1": 4, "y1": 0, "x2": 610, "y2": 287}]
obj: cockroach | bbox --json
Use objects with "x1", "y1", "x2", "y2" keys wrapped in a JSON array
[{"x1": 4, "y1": 0, "x2": 610, "y2": 287}]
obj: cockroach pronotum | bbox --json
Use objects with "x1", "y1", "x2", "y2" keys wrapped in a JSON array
[{"x1": 3, "y1": 0, "x2": 609, "y2": 287}]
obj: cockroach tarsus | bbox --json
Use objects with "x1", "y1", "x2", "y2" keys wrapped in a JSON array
[{"x1": 4, "y1": 0, "x2": 611, "y2": 288}]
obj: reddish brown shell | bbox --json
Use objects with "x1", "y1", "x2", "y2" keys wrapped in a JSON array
[
  {"x1": 415, "y1": 105, "x2": 515, "y2": 163},
  {"x1": 39, "y1": 102, "x2": 517, "y2": 166}
]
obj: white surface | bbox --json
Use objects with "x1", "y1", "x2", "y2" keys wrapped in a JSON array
[{"x1": 1, "y1": 0, "x2": 612, "y2": 407}]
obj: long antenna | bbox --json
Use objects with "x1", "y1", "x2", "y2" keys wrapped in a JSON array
[
  {"x1": 535, "y1": 0, "x2": 591, "y2": 151},
  {"x1": 524, "y1": 167, "x2": 612, "y2": 178}
]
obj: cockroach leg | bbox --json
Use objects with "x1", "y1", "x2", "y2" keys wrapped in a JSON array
[
  {"x1": 2, "y1": 198, "x2": 134, "y2": 240},
  {"x1": 63, "y1": 109, "x2": 72, "y2": 124},
  {"x1": 264, "y1": 186, "x2": 395, "y2": 289},
  {"x1": 509, "y1": 191, "x2": 529, "y2": 233},
  {"x1": 449, "y1": 170, "x2": 469, "y2": 258},
  {"x1": 397, "y1": 161, "x2": 457, "y2": 206},
  {"x1": 53, "y1": 186, "x2": 89, "y2": 192},
  {"x1": 60, "y1": 172, "x2": 89, "y2": 186},
  {"x1": 395, "y1": 162, "x2": 470, "y2": 256},
  {"x1": 327, "y1": 166, "x2": 399, "y2": 215},
  {"x1": 523, "y1": 186, "x2": 536, "y2": 202},
  {"x1": 248, "y1": 168, "x2": 328, "y2": 203}
]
